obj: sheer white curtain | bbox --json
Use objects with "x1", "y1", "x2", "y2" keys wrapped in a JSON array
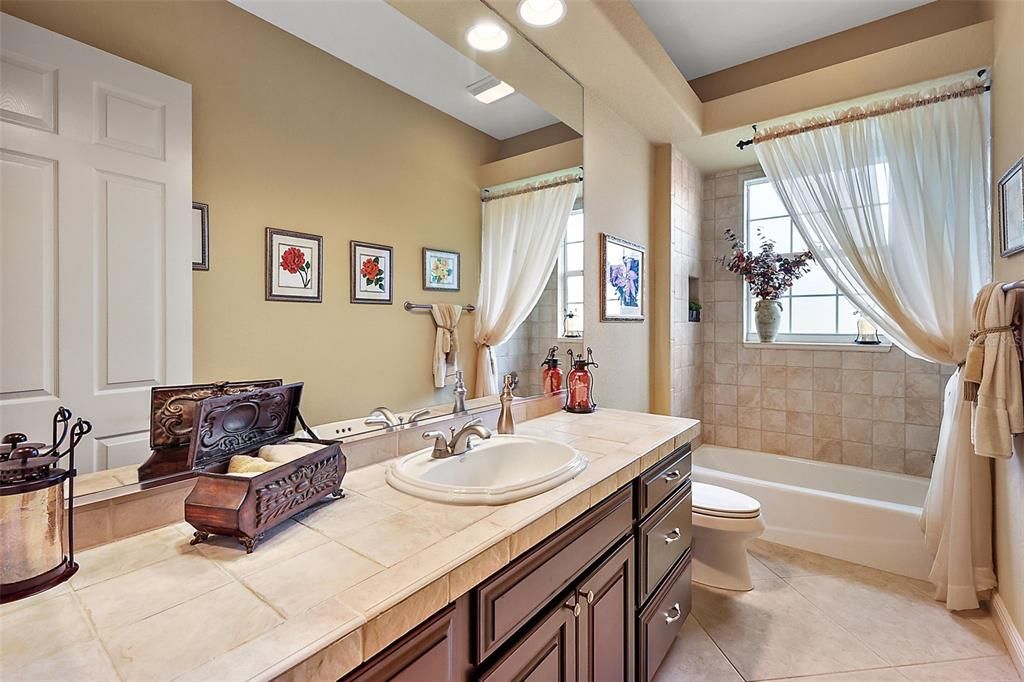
[
  {"x1": 474, "y1": 175, "x2": 580, "y2": 397},
  {"x1": 755, "y1": 84, "x2": 993, "y2": 610}
]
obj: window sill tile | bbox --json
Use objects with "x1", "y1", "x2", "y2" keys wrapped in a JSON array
[{"x1": 742, "y1": 341, "x2": 893, "y2": 353}]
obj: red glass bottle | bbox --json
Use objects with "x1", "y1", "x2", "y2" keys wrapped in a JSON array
[
  {"x1": 564, "y1": 347, "x2": 598, "y2": 414},
  {"x1": 541, "y1": 346, "x2": 563, "y2": 395}
]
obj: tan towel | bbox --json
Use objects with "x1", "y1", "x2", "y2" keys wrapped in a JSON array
[
  {"x1": 258, "y1": 442, "x2": 320, "y2": 464},
  {"x1": 227, "y1": 455, "x2": 279, "y2": 475},
  {"x1": 968, "y1": 282, "x2": 1023, "y2": 458},
  {"x1": 431, "y1": 304, "x2": 463, "y2": 388}
]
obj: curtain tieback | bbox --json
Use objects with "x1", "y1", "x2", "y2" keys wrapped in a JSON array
[{"x1": 964, "y1": 324, "x2": 1021, "y2": 401}]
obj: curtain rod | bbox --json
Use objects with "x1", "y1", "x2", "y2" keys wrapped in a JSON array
[
  {"x1": 736, "y1": 70, "x2": 991, "y2": 150},
  {"x1": 481, "y1": 172, "x2": 583, "y2": 203}
]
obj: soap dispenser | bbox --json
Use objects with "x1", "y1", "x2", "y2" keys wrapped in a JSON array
[
  {"x1": 497, "y1": 373, "x2": 515, "y2": 435},
  {"x1": 452, "y1": 370, "x2": 467, "y2": 414},
  {"x1": 541, "y1": 346, "x2": 563, "y2": 395}
]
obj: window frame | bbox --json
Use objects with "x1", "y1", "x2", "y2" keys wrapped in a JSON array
[
  {"x1": 740, "y1": 177, "x2": 887, "y2": 346},
  {"x1": 557, "y1": 201, "x2": 585, "y2": 339}
]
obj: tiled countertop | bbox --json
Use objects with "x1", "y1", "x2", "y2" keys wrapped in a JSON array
[{"x1": 0, "y1": 409, "x2": 699, "y2": 682}]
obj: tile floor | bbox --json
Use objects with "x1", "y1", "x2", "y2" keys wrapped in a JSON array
[{"x1": 655, "y1": 540, "x2": 1020, "y2": 682}]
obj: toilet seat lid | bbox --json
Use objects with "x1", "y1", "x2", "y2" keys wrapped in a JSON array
[{"x1": 692, "y1": 482, "x2": 761, "y2": 519}]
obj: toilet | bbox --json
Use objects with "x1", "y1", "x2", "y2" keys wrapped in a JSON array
[{"x1": 691, "y1": 482, "x2": 765, "y2": 591}]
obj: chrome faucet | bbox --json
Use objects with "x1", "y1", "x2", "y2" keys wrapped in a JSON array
[
  {"x1": 365, "y1": 406, "x2": 430, "y2": 428},
  {"x1": 423, "y1": 418, "x2": 492, "y2": 459}
]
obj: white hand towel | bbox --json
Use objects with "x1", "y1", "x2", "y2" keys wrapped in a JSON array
[
  {"x1": 431, "y1": 304, "x2": 463, "y2": 388},
  {"x1": 968, "y1": 282, "x2": 1023, "y2": 458}
]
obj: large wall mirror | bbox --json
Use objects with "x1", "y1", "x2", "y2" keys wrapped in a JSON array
[{"x1": 0, "y1": 0, "x2": 583, "y2": 497}]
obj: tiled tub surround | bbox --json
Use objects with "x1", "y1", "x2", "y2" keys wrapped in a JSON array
[
  {"x1": 0, "y1": 409, "x2": 699, "y2": 682},
  {"x1": 700, "y1": 167, "x2": 955, "y2": 477}
]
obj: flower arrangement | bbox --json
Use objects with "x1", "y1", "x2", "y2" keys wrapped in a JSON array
[
  {"x1": 280, "y1": 247, "x2": 311, "y2": 288},
  {"x1": 719, "y1": 229, "x2": 813, "y2": 300},
  {"x1": 609, "y1": 257, "x2": 640, "y2": 307}
]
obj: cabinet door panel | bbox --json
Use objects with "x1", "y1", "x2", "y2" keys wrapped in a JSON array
[
  {"x1": 578, "y1": 539, "x2": 635, "y2": 682},
  {"x1": 478, "y1": 603, "x2": 577, "y2": 682}
]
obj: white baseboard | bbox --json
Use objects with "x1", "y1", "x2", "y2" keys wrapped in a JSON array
[{"x1": 992, "y1": 591, "x2": 1024, "y2": 680}]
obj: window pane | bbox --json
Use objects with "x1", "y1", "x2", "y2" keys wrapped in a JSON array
[
  {"x1": 789, "y1": 296, "x2": 837, "y2": 334},
  {"x1": 791, "y1": 224, "x2": 808, "y2": 252},
  {"x1": 747, "y1": 180, "x2": 787, "y2": 220},
  {"x1": 565, "y1": 242, "x2": 583, "y2": 272},
  {"x1": 748, "y1": 217, "x2": 790, "y2": 252},
  {"x1": 790, "y1": 262, "x2": 835, "y2": 296},
  {"x1": 566, "y1": 212, "x2": 584, "y2": 243},
  {"x1": 837, "y1": 296, "x2": 860, "y2": 335},
  {"x1": 566, "y1": 274, "x2": 583, "y2": 304}
]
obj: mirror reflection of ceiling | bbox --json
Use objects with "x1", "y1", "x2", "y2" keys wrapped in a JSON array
[
  {"x1": 229, "y1": 0, "x2": 558, "y2": 140},
  {"x1": 629, "y1": 0, "x2": 933, "y2": 80}
]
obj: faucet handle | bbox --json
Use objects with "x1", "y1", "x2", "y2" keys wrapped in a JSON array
[{"x1": 423, "y1": 430, "x2": 446, "y2": 441}]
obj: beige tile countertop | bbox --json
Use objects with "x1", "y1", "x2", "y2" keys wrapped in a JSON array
[{"x1": 0, "y1": 409, "x2": 699, "y2": 682}]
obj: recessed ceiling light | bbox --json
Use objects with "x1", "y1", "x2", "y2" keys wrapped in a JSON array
[
  {"x1": 468, "y1": 76, "x2": 515, "y2": 104},
  {"x1": 466, "y1": 21, "x2": 509, "y2": 52},
  {"x1": 517, "y1": 0, "x2": 566, "y2": 27}
]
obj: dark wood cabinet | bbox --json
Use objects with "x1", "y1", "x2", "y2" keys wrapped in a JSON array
[
  {"x1": 341, "y1": 440, "x2": 695, "y2": 682},
  {"x1": 477, "y1": 600, "x2": 578, "y2": 682},
  {"x1": 577, "y1": 539, "x2": 635, "y2": 682},
  {"x1": 346, "y1": 597, "x2": 470, "y2": 681}
]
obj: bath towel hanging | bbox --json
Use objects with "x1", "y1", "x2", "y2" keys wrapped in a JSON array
[
  {"x1": 431, "y1": 304, "x2": 462, "y2": 388},
  {"x1": 965, "y1": 282, "x2": 1023, "y2": 458}
]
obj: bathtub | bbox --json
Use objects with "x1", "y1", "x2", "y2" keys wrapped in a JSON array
[{"x1": 693, "y1": 445, "x2": 934, "y2": 580}]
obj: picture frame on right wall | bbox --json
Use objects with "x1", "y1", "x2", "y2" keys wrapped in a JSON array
[
  {"x1": 998, "y1": 157, "x2": 1024, "y2": 258},
  {"x1": 601, "y1": 232, "x2": 645, "y2": 322}
]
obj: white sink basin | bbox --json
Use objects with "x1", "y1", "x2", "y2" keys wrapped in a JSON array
[{"x1": 385, "y1": 435, "x2": 588, "y2": 505}]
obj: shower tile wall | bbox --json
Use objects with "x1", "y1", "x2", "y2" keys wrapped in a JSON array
[{"x1": 699, "y1": 167, "x2": 953, "y2": 477}]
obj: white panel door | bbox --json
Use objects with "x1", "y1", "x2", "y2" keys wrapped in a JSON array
[{"x1": 0, "y1": 14, "x2": 192, "y2": 474}]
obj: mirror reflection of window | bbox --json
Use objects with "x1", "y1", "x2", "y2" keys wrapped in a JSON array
[{"x1": 559, "y1": 202, "x2": 585, "y2": 338}]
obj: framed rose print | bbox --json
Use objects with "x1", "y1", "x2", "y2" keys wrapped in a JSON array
[
  {"x1": 351, "y1": 240, "x2": 393, "y2": 304},
  {"x1": 601, "y1": 233, "x2": 645, "y2": 322},
  {"x1": 423, "y1": 247, "x2": 460, "y2": 291},
  {"x1": 265, "y1": 227, "x2": 322, "y2": 303},
  {"x1": 192, "y1": 202, "x2": 209, "y2": 271},
  {"x1": 999, "y1": 157, "x2": 1024, "y2": 257}
]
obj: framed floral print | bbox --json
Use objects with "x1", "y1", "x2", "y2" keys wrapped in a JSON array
[
  {"x1": 422, "y1": 247, "x2": 460, "y2": 291},
  {"x1": 351, "y1": 240, "x2": 393, "y2": 304},
  {"x1": 192, "y1": 202, "x2": 209, "y2": 271},
  {"x1": 266, "y1": 227, "x2": 322, "y2": 303},
  {"x1": 999, "y1": 157, "x2": 1024, "y2": 258},
  {"x1": 601, "y1": 233, "x2": 645, "y2": 322}
]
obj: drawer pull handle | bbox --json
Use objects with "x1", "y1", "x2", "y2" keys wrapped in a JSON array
[
  {"x1": 664, "y1": 527, "x2": 681, "y2": 544},
  {"x1": 664, "y1": 603, "x2": 682, "y2": 624},
  {"x1": 565, "y1": 599, "x2": 581, "y2": 618},
  {"x1": 662, "y1": 470, "x2": 681, "y2": 483},
  {"x1": 580, "y1": 589, "x2": 595, "y2": 604}
]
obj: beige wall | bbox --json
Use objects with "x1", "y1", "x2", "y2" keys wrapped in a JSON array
[
  {"x1": 3, "y1": 0, "x2": 501, "y2": 425},
  {"x1": 990, "y1": 0, "x2": 1024, "y2": 645},
  {"x1": 583, "y1": 92, "x2": 653, "y2": 412},
  {"x1": 700, "y1": 168, "x2": 955, "y2": 478}
]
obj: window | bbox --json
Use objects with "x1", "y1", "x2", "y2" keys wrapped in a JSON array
[
  {"x1": 557, "y1": 205, "x2": 584, "y2": 338},
  {"x1": 742, "y1": 177, "x2": 880, "y2": 344}
]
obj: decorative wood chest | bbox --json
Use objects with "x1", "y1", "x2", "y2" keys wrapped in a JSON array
[
  {"x1": 138, "y1": 379, "x2": 283, "y2": 484},
  {"x1": 183, "y1": 382, "x2": 346, "y2": 553}
]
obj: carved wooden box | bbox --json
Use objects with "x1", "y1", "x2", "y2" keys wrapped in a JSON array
[
  {"x1": 138, "y1": 379, "x2": 283, "y2": 484},
  {"x1": 183, "y1": 383, "x2": 346, "y2": 553}
]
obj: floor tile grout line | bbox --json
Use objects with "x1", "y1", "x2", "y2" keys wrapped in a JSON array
[
  {"x1": 66, "y1": 587, "x2": 126, "y2": 682},
  {"x1": 690, "y1": 611, "x2": 748, "y2": 681}
]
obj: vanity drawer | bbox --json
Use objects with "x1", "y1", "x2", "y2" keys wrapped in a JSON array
[
  {"x1": 474, "y1": 486, "x2": 633, "y2": 663},
  {"x1": 637, "y1": 552, "x2": 692, "y2": 682},
  {"x1": 637, "y1": 444, "x2": 691, "y2": 520},
  {"x1": 637, "y1": 483, "x2": 692, "y2": 603}
]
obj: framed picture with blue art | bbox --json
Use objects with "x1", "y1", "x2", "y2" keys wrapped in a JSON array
[
  {"x1": 601, "y1": 233, "x2": 645, "y2": 322},
  {"x1": 422, "y1": 247, "x2": 460, "y2": 291}
]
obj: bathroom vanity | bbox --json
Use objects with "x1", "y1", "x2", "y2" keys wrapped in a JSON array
[{"x1": 343, "y1": 439, "x2": 693, "y2": 681}]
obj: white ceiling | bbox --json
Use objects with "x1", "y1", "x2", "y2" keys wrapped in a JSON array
[
  {"x1": 630, "y1": 0, "x2": 934, "y2": 80},
  {"x1": 229, "y1": 0, "x2": 558, "y2": 140}
]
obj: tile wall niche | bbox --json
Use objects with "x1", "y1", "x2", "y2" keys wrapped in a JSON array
[{"x1": 699, "y1": 166, "x2": 954, "y2": 477}]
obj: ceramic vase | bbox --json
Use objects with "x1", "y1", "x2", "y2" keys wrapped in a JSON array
[{"x1": 754, "y1": 299, "x2": 783, "y2": 342}]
